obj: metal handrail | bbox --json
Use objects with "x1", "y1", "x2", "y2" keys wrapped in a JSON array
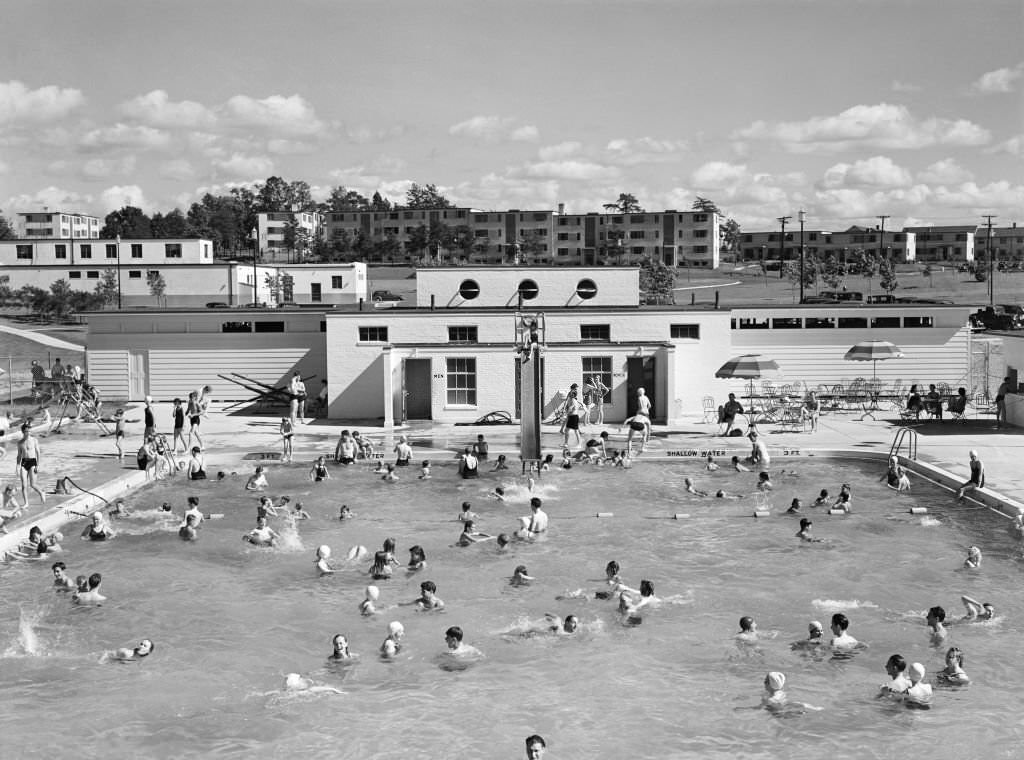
[{"x1": 889, "y1": 427, "x2": 918, "y2": 461}]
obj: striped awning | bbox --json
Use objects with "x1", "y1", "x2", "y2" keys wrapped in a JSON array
[
  {"x1": 714, "y1": 354, "x2": 781, "y2": 380},
  {"x1": 843, "y1": 340, "x2": 904, "y2": 362}
]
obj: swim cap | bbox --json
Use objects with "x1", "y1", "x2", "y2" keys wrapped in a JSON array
[
  {"x1": 969, "y1": 449, "x2": 978, "y2": 458},
  {"x1": 766, "y1": 672, "x2": 786, "y2": 691},
  {"x1": 317, "y1": 545, "x2": 331, "y2": 559},
  {"x1": 347, "y1": 545, "x2": 368, "y2": 561},
  {"x1": 285, "y1": 673, "x2": 306, "y2": 690},
  {"x1": 388, "y1": 621, "x2": 404, "y2": 636},
  {"x1": 809, "y1": 620, "x2": 823, "y2": 633},
  {"x1": 366, "y1": 585, "x2": 380, "y2": 601},
  {"x1": 909, "y1": 662, "x2": 926, "y2": 681}
]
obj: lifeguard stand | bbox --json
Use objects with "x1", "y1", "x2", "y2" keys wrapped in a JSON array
[{"x1": 515, "y1": 312, "x2": 545, "y2": 475}]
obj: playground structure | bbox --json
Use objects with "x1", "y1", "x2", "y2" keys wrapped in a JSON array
[
  {"x1": 218, "y1": 372, "x2": 318, "y2": 414},
  {"x1": 51, "y1": 382, "x2": 109, "y2": 435},
  {"x1": 516, "y1": 312, "x2": 544, "y2": 473}
]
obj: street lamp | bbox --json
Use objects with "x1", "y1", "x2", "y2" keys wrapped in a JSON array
[
  {"x1": 115, "y1": 233, "x2": 122, "y2": 309},
  {"x1": 798, "y1": 210, "x2": 806, "y2": 302},
  {"x1": 250, "y1": 227, "x2": 259, "y2": 306}
]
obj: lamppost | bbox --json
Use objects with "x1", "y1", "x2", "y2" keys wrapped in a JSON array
[
  {"x1": 115, "y1": 233, "x2": 122, "y2": 309},
  {"x1": 760, "y1": 245, "x2": 768, "y2": 287},
  {"x1": 250, "y1": 227, "x2": 259, "y2": 306},
  {"x1": 798, "y1": 209, "x2": 806, "y2": 302}
]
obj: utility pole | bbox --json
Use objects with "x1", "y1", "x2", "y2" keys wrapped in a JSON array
[
  {"x1": 777, "y1": 215, "x2": 791, "y2": 280},
  {"x1": 876, "y1": 215, "x2": 889, "y2": 262},
  {"x1": 798, "y1": 210, "x2": 806, "y2": 303},
  {"x1": 982, "y1": 214, "x2": 997, "y2": 305}
]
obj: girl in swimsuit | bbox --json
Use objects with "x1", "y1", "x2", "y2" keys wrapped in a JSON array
[
  {"x1": 186, "y1": 392, "x2": 203, "y2": 450},
  {"x1": 310, "y1": 456, "x2": 329, "y2": 482}
]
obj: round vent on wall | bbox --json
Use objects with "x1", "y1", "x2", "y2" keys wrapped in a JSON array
[
  {"x1": 459, "y1": 279, "x2": 480, "y2": 300},
  {"x1": 576, "y1": 278, "x2": 598, "y2": 300},
  {"x1": 517, "y1": 279, "x2": 539, "y2": 301}
]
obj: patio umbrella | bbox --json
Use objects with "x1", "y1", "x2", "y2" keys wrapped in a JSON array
[
  {"x1": 715, "y1": 354, "x2": 781, "y2": 410},
  {"x1": 843, "y1": 340, "x2": 903, "y2": 381}
]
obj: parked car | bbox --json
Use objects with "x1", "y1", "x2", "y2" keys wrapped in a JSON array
[
  {"x1": 372, "y1": 290, "x2": 404, "y2": 302},
  {"x1": 800, "y1": 295, "x2": 839, "y2": 304},
  {"x1": 866, "y1": 294, "x2": 897, "y2": 304},
  {"x1": 205, "y1": 302, "x2": 229, "y2": 308},
  {"x1": 971, "y1": 306, "x2": 1019, "y2": 331}
]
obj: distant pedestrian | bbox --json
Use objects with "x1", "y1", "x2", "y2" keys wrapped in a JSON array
[
  {"x1": 995, "y1": 376, "x2": 1011, "y2": 429},
  {"x1": 143, "y1": 395, "x2": 156, "y2": 440}
]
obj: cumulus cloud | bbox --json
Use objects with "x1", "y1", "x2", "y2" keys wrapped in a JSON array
[
  {"x1": 516, "y1": 160, "x2": 620, "y2": 181},
  {"x1": 890, "y1": 80, "x2": 921, "y2": 93},
  {"x1": 159, "y1": 159, "x2": 196, "y2": 181},
  {"x1": 605, "y1": 136, "x2": 688, "y2": 165},
  {"x1": 212, "y1": 153, "x2": 274, "y2": 178},
  {"x1": 970, "y1": 63, "x2": 1024, "y2": 94},
  {"x1": 985, "y1": 134, "x2": 1024, "y2": 157},
  {"x1": 452, "y1": 172, "x2": 560, "y2": 210},
  {"x1": 821, "y1": 156, "x2": 912, "y2": 189},
  {"x1": 734, "y1": 103, "x2": 991, "y2": 152},
  {"x1": 538, "y1": 141, "x2": 582, "y2": 161},
  {"x1": 343, "y1": 123, "x2": 407, "y2": 143},
  {"x1": 691, "y1": 161, "x2": 748, "y2": 188},
  {"x1": 224, "y1": 94, "x2": 326, "y2": 136},
  {"x1": 5, "y1": 186, "x2": 93, "y2": 213},
  {"x1": 0, "y1": 80, "x2": 84, "y2": 124},
  {"x1": 99, "y1": 185, "x2": 151, "y2": 213},
  {"x1": 916, "y1": 158, "x2": 973, "y2": 184},
  {"x1": 449, "y1": 115, "x2": 539, "y2": 142},
  {"x1": 82, "y1": 156, "x2": 137, "y2": 180},
  {"x1": 80, "y1": 123, "x2": 171, "y2": 151},
  {"x1": 118, "y1": 90, "x2": 215, "y2": 128},
  {"x1": 267, "y1": 138, "x2": 317, "y2": 155}
]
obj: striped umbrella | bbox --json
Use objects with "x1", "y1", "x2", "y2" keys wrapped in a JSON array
[
  {"x1": 715, "y1": 354, "x2": 782, "y2": 408},
  {"x1": 844, "y1": 340, "x2": 904, "y2": 381}
]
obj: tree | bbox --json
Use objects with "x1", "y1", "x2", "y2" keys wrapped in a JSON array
[
  {"x1": 879, "y1": 256, "x2": 899, "y2": 294},
  {"x1": 518, "y1": 230, "x2": 547, "y2": 265},
  {"x1": 322, "y1": 186, "x2": 370, "y2": 213},
  {"x1": 0, "y1": 213, "x2": 14, "y2": 240},
  {"x1": 255, "y1": 176, "x2": 292, "y2": 212},
  {"x1": 602, "y1": 193, "x2": 643, "y2": 214},
  {"x1": 405, "y1": 183, "x2": 451, "y2": 209},
  {"x1": 264, "y1": 273, "x2": 284, "y2": 305},
  {"x1": 719, "y1": 217, "x2": 742, "y2": 261},
  {"x1": 691, "y1": 197, "x2": 721, "y2": 214},
  {"x1": 48, "y1": 279, "x2": 78, "y2": 321},
  {"x1": 405, "y1": 224, "x2": 429, "y2": 260},
  {"x1": 151, "y1": 208, "x2": 189, "y2": 238},
  {"x1": 146, "y1": 270, "x2": 167, "y2": 306},
  {"x1": 852, "y1": 249, "x2": 879, "y2": 295},
  {"x1": 101, "y1": 206, "x2": 153, "y2": 238},
  {"x1": 95, "y1": 269, "x2": 120, "y2": 308},
  {"x1": 369, "y1": 191, "x2": 392, "y2": 212},
  {"x1": 639, "y1": 258, "x2": 675, "y2": 304},
  {"x1": 821, "y1": 253, "x2": 844, "y2": 290},
  {"x1": 922, "y1": 262, "x2": 933, "y2": 288}
]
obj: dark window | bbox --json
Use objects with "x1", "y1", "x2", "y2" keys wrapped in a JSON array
[
  {"x1": 580, "y1": 324, "x2": 610, "y2": 342},
  {"x1": 254, "y1": 321, "x2": 285, "y2": 333},
  {"x1": 106, "y1": 244, "x2": 117, "y2": 259},
  {"x1": 55, "y1": 244, "x2": 67, "y2": 259},
  {"x1": 459, "y1": 279, "x2": 480, "y2": 300},
  {"x1": 693, "y1": 213, "x2": 708, "y2": 222},
  {"x1": 576, "y1": 279, "x2": 598, "y2": 300},
  {"x1": 86, "y1": 270, "x2": 99, "y2": 279},
  {"x1": 903, "y1": 316, "x2": 934, "y2": 328},
  {"x1": 320, "y1": 321, "x2": 326, "y2": 333},
  {"x1": 331, "y1": 276, "x2": 344, "y2": 289},
  {"x1": 804, "y1": 317, "x2": 835, "y2": 329},
  {"x1": 871, "y1": 316, "x2": 901, "y2": 328},
  {"x1": 221, "y1": 321, "x2": 252, "y2": 333},
  {"x1": 737, "y1": 317, "x2": 769, "y2": 330},
  {"x1": 310, "y1": 283, "x2": 322, "y2": 302},
  {"x1": 448, "y1": 326, "x2": 478, "y2": 343},
  {"x1": 15, "y1": 245, "x2": 32, "y2": 259},
  {"x1": 165, "y1": 243, "x2": 182, "y2": 258},
  {"x1": 80, "y1": 244, "x2": 92, "y2": 259},
  {"x1": 517, "y1": 279, "x2": 539, "y2": 301},
  {"x1": 772, "y1": 317, "x2": 802, "y2": 329},
  {"x1": 128, "y1": 270, "x2": 142, "y2": 279},
  {"x1": 838, "y1": 317, "x2": 868, "y2": 328},
  {"x1": 69, "y1": 271, "x2": 82, "y2": 279},
  {"x1": 131, "y1": 244, "x2": 142, "y2": 258},
  {"x1": 359, "y1": 326, "x2": 388, "y2": 342},
  {"x1": 670, "y1": 324, "x2": 700, "y2": 339}
]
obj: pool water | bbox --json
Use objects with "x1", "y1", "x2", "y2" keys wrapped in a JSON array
[{"x1": 1, "y1": 455, "x2": 1022, "y2": 759}]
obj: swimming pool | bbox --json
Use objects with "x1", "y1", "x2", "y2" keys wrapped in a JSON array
[{"x1": 1, "y1": 455, "x2": 1021, "y2": 759}]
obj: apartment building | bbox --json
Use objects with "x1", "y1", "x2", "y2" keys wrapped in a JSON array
[
  {"x1": 739, "y1": 226, "x2": 915, "y2": 263},
  {"x1": 255, "y1": 210, "x2": 324, "y2": 258},
  {"x1": 16, "y1": 210, "x2": 100, "y2": 239},
  {"x1": 903, "y1": 225, "x2": 975, "y2": 263},
  {"x1": 974, "y1": 224, "x2": 1024, "y2": 264}
]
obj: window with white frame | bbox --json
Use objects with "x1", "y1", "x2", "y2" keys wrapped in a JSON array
[
  {"x1": 448, "y1": 326, "x2": 478, "y2": 343},
  {"x1": 358, "y1": 326, "x2": 388, "y2": 342},
  {"x1": 581, "y1": 357, "x2": 611, "y2": 401},
  {"x1": 446, "y1": 357, "x2": 476, "y2": 405}
]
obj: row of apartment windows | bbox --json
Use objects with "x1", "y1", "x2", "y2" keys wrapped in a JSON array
[
  {"x1": 356, "y1": 323, "x2": 703, "y2": 344},
  {"x1": 68, "y1": 270, "x2": 157, "y2": 280},
  {"x1": 14, "y1": 243, "x2": 179, "y2": 259},
  {"x1": 732, "y1": 316, "x2": 934, "y2": 329}
]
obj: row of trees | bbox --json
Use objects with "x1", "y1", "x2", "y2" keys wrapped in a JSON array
[
  {"x1": 772, "y1": 249, "x2": 899, "y2": 299},
  {"x1": 0, "y1": 270, "x2": 167, "y2": 320}
]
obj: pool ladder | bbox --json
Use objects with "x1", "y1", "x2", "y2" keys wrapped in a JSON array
[{"x1": 889, "y1": 427, "x2": 918, "y2": 461}]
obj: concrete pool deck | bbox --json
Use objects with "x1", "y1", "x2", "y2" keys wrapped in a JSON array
[{"x1": 1, "y1": 402, "x2": 1021, "y2": 557}]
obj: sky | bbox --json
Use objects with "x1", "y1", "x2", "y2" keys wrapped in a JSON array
[{"x1": 1, "y1": 0, "x2": 1022, "y2": 232}]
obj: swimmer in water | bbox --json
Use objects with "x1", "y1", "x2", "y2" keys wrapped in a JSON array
[
  {"x1": 489, "y1": 487, "x2": 506, "y2": 502},
  {"x1": 510, "y1": 565, "x2": 535, "y2": 586},
  {"x1": 832, "y1": 484, "x2": 852, "y2": 512},
  {"x1": 619, "y1": 579, "x2": 658, "y2": 622},
  {"x1": 369, "y1": 551, "x2": 393, "y2": 580},
  {"x1": 829, "y1": 613, "x2": 859, "y2": 649},
  {"x1": 380, "y1": 621, "x2": 404, "y2": 658},
  {"x1": 338, "y1": 505, "x2": 354, "y2": 520},
  {"x1": 796, "y1": 518, "x2": 823, "y2": 542},
  {"x1": 245, "y1": 466, "x2": 268, "y2": 491},
  {"x1": 786, "y1": 498, "x2": 802, "y2": 514},
  {"x1": 881, "y1": 456, "x2": 911, "y2": 492},
  {"x1": 407, "y1": 545, "x2": 426, "y2": 571},
  {"x1": 715, "y1": 489, "x2": 744, "y2": 500},
  {"x1": 927, "y1": 605, "x2": 948, "y2": 642},
  {"x1": 813, "y1": 489, "x2": 829, "y2": 506},
  {"x1": 878, "y1": 654, "x2": 912, "y2": 698},
  {"x1": 963, "y1": 546, "x2": 982, "y2": 568},
  {"x1": 761, "y1": 671, "x2": 821, "y2": 713},
  {"x1": 113, "y1": 639, "x2": 154, "y2": 661},
  {"x1": 309, "y1": 456, "x2": 330, "y2": 483},
  {"x1": 496, "y1": 533, "x2": 510, "y2": 549},
  {"x1": 736, "y1": 615, "x2": 759, "y2": 643},
  {"x1": 51, "y1": 561, "x2": 75, "y2": 591},
  {"x1": 458, "y1": 501, "x2": 479, "y2": 522},
  {"x1": 74, "y1": 572, "x2": 106, "y2": 605},
  {"x1": 492, "y1": 454, "x2": 509, "y2": 472},
  {"x1": 315, "y1": 545, "x2": 334, "y2": 575},
  {"x1": 683, "y1": 477, "x2": 708, "y2": 497},
  {"x1": 791, "y1": 620, "x2": 824, "y2": 650},
  {"x1": 457, "y1": 520, "x2": 493, "y2": 546},
  {"x1": 905, "y1": 663, "x2": 932, "y2": 708},
  {"x1": 328, "y1": 634, "x2": 356, "y2": 662},
  {"x1": 937, "y1": 647, "x2": 969, "y2": 685},
  {"x1": 360, "y1": 585, "x2": 380, "y2": 616},
  {"x1": 81, "y1": 512, "x2": 116, "y2": 541},
  {"x1": 732, "y1": 456, "x2": 750, "y2": 472},
  {"x1": 283, "y1": 673, "x2": 343, "y2": 695},
  {"x1": 756, "y1": 472, "x2": 773, "y2": 492},
  {"x1": 443, "y1": 626, "x2": 483, "y2": 658},
  {"x1": 178, "y1": 514, "x2": 199, "y2": 541},
  {"x1": 960, "y1": 595, "x2": 994, "y2": 622},
  {"x1": 418, "y1": 460, "x2": 431, "y2": 479},
  {"x1": 382, "y1": 463, "x2": 399, "y2": 482},
  {"x1": 705, "y1": 454, "x2": 719, "y2": 471},
  {"x1": 242, "y1": 516, "x2": 279, "y2": 547},
  {"x1": 406, "y1": 580, "x2": 444, "y2": 610}
]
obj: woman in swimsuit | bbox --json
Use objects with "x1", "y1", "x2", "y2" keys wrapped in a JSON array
[
  {"x1": 187, "y1": 446, "x2": 207, "y2": 480},
  {"x1": 186, "y1": 391, "x2": 203, "y2": 450},
  {"x1": 81, "y1": 512, "x2": 116, "y2": 541},
  {"x1": 280, "y1": 417, "x2": 294, "y2": 463},
  {"x1": 310, "y1": 456, "x2": 330, "y2": 482}
]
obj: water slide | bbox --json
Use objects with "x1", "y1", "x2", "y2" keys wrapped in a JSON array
[{"x1": 519, "y1": 344, "x2": 542, "y2": 462}]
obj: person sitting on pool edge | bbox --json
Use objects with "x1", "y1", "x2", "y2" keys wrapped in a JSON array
[{"x1": 718, "y1": 393, "x2": 744, "y2": 436}]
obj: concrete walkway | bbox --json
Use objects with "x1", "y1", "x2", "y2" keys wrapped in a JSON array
[
  {"x1": 0, "y1": 322, "x2": 85, "y2": 352},
  {"x1": 1, "y1": 400, "x2": 1020, "y2": 557}
]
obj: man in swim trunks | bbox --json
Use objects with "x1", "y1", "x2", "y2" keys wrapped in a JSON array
[
  {"x1": 179, "y1": 514, "x2": 199, "y2": 541},
  {"x1": 394, "y1": 435, "x2": 413, "y2": 467},
  {"x1": 926, "y1": 605, "x2": 948, "y2": 642},
  {"x1": 878, "y1": 654, "x2": 912, "y2": 697},
  {"x1": 527, "y1": 497, "x2": 548, "y2": 536},
  {"x1": 745, "y1": 430, "x2": 770, "y2": 468},
  {"x1": 74, "y1": 572, "x2": 106, "y2": 605},
  {"x1": 243, "y1": 516, "x2": 279, "y2": 547},
  {"x1": 413, "y1": 580, "x2": 445, "y2": 610},
  {"x1": 829, "y1": 613, "x2": 859, "y2": 649},
  {"x1": 443, "y1": 626, "x2": 482, "y2": 657},
  {"x1": 960, "y1": 595, "x2": 995, "y2": 622},
  {"x1": 621, "y1": 413, "x2": 651, "y2": 453},
  {"x1": 15, "y1": 424, "x2": 45, "y2": 505},
  {"x1": 562, "y1": 393, "x2": 586, "y2": 449},
  {"x1": 525, "y1": 735, "x2": 546, "y2": 760}
]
